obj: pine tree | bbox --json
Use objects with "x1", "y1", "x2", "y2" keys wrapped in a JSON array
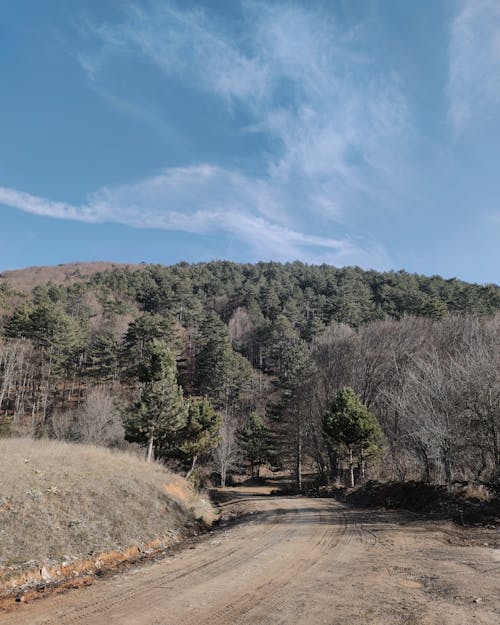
[
  {"x1": 121, "y1": 312, "x2": 179, "y2": 379},
  {"x1": 238, "y1": 412, "x2": 274, "y2": 478},
  {"x1": 323, "y1": 387, "x2": 383, "y2": 487},
  {"x1": 273, "y1": 337, "x2": 313, "y2": 492},
  {"x1": 180, "y1": 396, "x2": 221, "y2": 479},
  {"x1": 128, "y1": 339, "x2": 187, "y2": 462}
]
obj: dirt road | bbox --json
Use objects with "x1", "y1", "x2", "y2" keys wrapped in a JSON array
[{"x1": 3, "y1": 490, "x2": 499, "y2": 625}]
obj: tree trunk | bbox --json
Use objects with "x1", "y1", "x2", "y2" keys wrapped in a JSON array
[
  {"x1": 185, "y1": 455, "x2": 198, "y2": 480},
  {"x1": 311, "y1": 427, "x2": 327, "y2": 483},
  {"x1": 348, "y1": 446, "x2": 355, "y2": 488},
  {"x1": 360, "y1": 448, "x2": 366, "y2": 482},
  {"x1": 444, "y1": 454, "x2": 453, "y2": 492},
  {"x1": 146, "y1": 433, "x2": 154, "y2": 463},
  {"x1": 295, "y1": 433, "x2": 302, "y2": 493},
  {"x1": 327, "y1": 446, "x2": 337, "y2": 481},
  {"x1": 490, "y1": 419, "x2": 500, "y2": 477}
]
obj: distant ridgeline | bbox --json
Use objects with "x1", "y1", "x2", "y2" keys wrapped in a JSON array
[
  {"x1": 3, "y1": 261, "x2": 498, "y2": 325},
  {"x1": 0, "y1": 262, "x2": 499, "y2": 368},
  {"x1": 91, "y1": 261, "x2": 500, "y2": 321}
]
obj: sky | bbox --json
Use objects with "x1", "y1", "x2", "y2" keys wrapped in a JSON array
[{"x1": 1, "y1": 0, "x2": 499, "y2": 284}]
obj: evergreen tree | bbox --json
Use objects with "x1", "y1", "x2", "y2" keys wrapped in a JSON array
[
  {"x1": 323, "y1": 387, "x2": 383, "y2": 487},
  {"x1": 194, "y1": 312, "x2": 252, "y2": 412},
  {"x1": 238, "y1": 412, "x2": 274, "y2": 478},
  {"x1": 87, "y1": 331, "x2": 119, "y2": 381},
  {"x1": 273, "y1": 337, "x2": 313, "y2": 492},
  {"x1": 128, "y1": 339, "x2": 187, "y2": 462},
  {"x1": 179, "y1": 396, "x2": 221, "y2": 479},
  {"x1": 121, "y1": 312, "x2": 179, "y2": 378}
]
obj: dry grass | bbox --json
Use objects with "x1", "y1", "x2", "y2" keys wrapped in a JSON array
[
  {"x1": 0, "y1": 262, "x2": 144, "y2": 292},
  {"x1": 454, "y1": 483, "x2": 494, "y2": 502},
  {"x1": 0, "y1": 438, "x2": 213, "y2": 573}
]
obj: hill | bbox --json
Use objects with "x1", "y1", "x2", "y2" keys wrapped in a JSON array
[
  {"x1": 1, "y1": 261, "x2": 499, "y2": 495},
  {"x1": 0, "y1": 438, "x2": 213, "y2": 596},
  {"x1": 1, "y1": 260, "x2": 499, "y2": 321}
]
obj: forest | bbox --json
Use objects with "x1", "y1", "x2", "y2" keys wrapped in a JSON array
[{"x1": 0, "y1": 261, "x2": 499, "y2": 490}]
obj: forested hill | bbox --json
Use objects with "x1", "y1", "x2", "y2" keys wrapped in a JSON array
[
  {"x1": 1, "y1": 261, "x2": 499, "y2": 487},
  {"x1": 2, "y1": 261, "x2": 499, "y2": 332}
]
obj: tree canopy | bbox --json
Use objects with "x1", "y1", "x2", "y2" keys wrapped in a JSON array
[{"x1": 323, "y1": 387, "x2": 383, "y2": 487}]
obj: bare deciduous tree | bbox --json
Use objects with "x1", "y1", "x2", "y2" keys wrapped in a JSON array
[
  {"x1": 212, "y1": 414, "x2": 239, "y2": 487},
  {"x1": 52, "y1": 388, "x2": 125, "y2": 447}
]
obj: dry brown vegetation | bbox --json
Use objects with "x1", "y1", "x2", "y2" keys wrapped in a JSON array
[
  {"x1": 0, "y1": 438, "x2": 213, "y2": 581},
  {"x1": 0, "y1": 262, "x2": 143, "y2": 292}
]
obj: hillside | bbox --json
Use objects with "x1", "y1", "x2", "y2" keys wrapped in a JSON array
[
  {"x1": 1, "y1": 261, "x2": 499, "y2": 494},
  {"x1": 0, "y1": 262, "x2": 144, "y2": 292},
  {"x1": 0, "y1": 438, "x2": 213, "y2": 595},
  {"x1": 1, "y1": 261, "x2": 499, "y2": 318}
]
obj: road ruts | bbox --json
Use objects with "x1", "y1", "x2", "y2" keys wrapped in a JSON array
[
  {"x1": 4, "y1": 494, "x2": 499, "y2": 625},
  {"x1": 1, "y1": 498, "x2": 351, "y2": 625}
]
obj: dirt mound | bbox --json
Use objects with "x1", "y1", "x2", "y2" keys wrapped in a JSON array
[
  {"x1": 342, "y1": 480, "x2": 500, "y2": 524},
  {"x1": 0, "y1": 438, "x2": 214, "y2": 596}
]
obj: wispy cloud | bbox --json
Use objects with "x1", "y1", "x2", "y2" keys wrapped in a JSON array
[
  {"x1": 1, "y1": 1, "x2": 409, "y2": 269},
  {"x1": 448, "y1": 0, "x2": 500, "y2": 132},
  {"x1": 0, "y1": 168, "x2": 388, "y2": 267},
  {"x1": 82, "y1": 2, "x2": 411, "y2": 217}
]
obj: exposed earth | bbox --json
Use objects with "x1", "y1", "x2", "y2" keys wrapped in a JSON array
[{"x1": 2, "y1": 486, "x2": 499, "y2": 625}]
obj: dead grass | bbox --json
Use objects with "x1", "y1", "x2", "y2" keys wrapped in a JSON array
[
  {"x1": 0, "y1": 262, "x2": 144, "y2": 292},
  {"x1": 454, "y1": 483, "x2": 493, "y2": 502},
  {"x1": 0, "y1": 438, "x2": 214, "y2": 576}
]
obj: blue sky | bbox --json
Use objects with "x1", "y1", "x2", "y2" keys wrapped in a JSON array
[{"x1": 1, "y1": 0, "x2": 499, "y2": 284}]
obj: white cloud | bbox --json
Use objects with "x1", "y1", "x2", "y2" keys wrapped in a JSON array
[
  {"x1": 2, "y1": 2, "x2": 407, "y2": 270},
  {"x1": 448, "y1": 0, "x2": 500, "y2": 131},
  {"x1": 0, "y1": 165, "x2": 389, "y2": 268},
  {"x1": 0, "y1": 187, "x2": 94, "y2": 222},
  {"x1": 76, "y1": 1, "x2": 412, "y2": 221}
]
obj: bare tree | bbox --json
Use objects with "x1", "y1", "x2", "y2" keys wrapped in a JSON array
[
  {"x1": 457, "y1": 315, "x2": 500, "y2": 479},
  {"x1": 0, "y1": 338, "x2": 29, "y2": 414},
  {"x1": 212, "y1": 414, "x2": 239, "y2": 487},
  {"x1": 57, "y1": 388, "x2": 125, "y2": 447}
]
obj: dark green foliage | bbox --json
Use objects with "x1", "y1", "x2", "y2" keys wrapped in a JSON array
[
  {"x1": 194, "y1": 312, "x2": 253, "y2": 410},
  {"x1": 323, "y1": 387, "x2": 383, "y2": 486},
  {"x1": 127, "y1": 339, "x2": 187, "y2": 461},
  {"x1": 83, "y1": 262, "x2": 500, "y2": 338},
  {"x1": 238, "y1": 412, "x2": 274, "y2": 477},
  {"x1": 324, "y1": 387, "x2": 383, "y2": 450},
  {"x1": 87, "y1": 331, "x2": 120, "y2": 381},
  {"x1": 271, "y1": 337, "x2": 314, "y2": 491},
  {"x1": 4, "y1": 304, "x2": 33, "y2": 338},
  {"x1": 5, "y1": 301, "x2": 86, "y2": 373},
  {"x1": 121, "y1": 312, "x2": 179, "y2": 377},
  {"x1": 178, "y1": 396, "x2": 221, "y2": 478}
]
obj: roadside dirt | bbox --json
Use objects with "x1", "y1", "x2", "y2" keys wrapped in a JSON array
[{"x1": 2, "y1": 486, "x2": 499, "y2": 625}]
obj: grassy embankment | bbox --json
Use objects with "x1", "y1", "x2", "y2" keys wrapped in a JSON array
[{"x1": 0, "y1": 438, "x2": 214, "y2": 596}]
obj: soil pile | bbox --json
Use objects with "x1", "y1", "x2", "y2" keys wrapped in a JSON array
[{"x1": 343, "y1": 480, "x2": 500, "y2": 524}]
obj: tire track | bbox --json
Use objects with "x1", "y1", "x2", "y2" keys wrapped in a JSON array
[
  {"x1": 174, "y1": 500, "x2": 352, "y2": 625},
  {"x1": 5, "y1": 495, "x2": 498, "y2": 625},
  {"x1": 19, "y1": 500, "x2": 302, "y2": 625}
]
